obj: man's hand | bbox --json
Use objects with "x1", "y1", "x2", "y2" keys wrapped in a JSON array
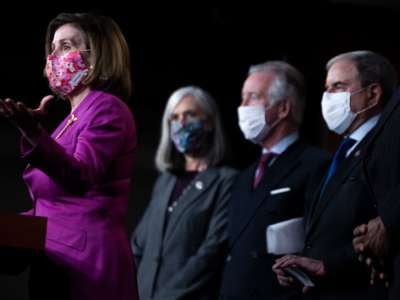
[
  {"x1": 272, "y1": 265, "x2": 296, "y2": 288},
  {"x1": 273, "y1": 255, "x2": 325, "y2": 293},
  {"x1": 353, "y1": 216, "x2": 388, "y2": 257},
  {"x1": 353, "y1": 216, "x2": 389, "y2": 286}
]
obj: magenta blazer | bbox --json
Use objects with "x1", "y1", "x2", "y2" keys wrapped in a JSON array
[{"x1": 22, "y1": 90, "x2": 138, "y2": 300}]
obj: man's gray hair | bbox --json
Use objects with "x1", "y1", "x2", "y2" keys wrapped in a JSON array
[
  {"x1": 249, "y1": 61, "x2": 306, "y2": 125},
  {"x1": 155, "y1": 86, "x2": 228, "y2": 172},
  {"x1": 327, "y1": 50, "x2": 398, "y2": 104}
]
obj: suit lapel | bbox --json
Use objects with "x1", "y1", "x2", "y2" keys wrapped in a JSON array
[
  {"x1": 305, "y1": 136, "x2": 367, "y2": 239},
  {"x1": 230, "y1": 142, "x2": 305, "y2": 247},
  {"x1": 306, "y1": 154, "x2": 361, "y2": 239},
  {"x1": 152, "y1": 174, "x2": 176, "y2": 250},
  {"x1": 305, "y1": 169, "x2": 328, "y2": 232},
  {"x1": 163, "y1": 168, "x2": 219, "y2": 244}
]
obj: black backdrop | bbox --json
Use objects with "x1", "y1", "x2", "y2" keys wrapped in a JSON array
[{"x1": 1, "y1": 2, "x2": 400, "y2": 298}]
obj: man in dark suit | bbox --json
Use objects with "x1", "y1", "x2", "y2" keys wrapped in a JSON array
[
  {"x1": 219, "y1": 61, "x2": 330, "y2": 300},
  {"x1": 273, "y1": 51, "x2": 397, "y2": 299},
  {"x1": 352, "y1": 64, "x2": 400, "y2": 299}
]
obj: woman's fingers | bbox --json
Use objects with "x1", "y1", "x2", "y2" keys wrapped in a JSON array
[
  {"x1": 0, "y1": 98, "x2": 16, "y2": 117},
  {"x1": 0, "y1": 96, "x2": 53, "y2": 121},
  {"x1": 34, "y1": 95, "x2": 54, "y2": 116},
  {"x1": 4, "y1": 98, "x2": 18, "y2": 111},
  {"x1": 0, "y1": 100, "x2": 9, "y2": 116}
]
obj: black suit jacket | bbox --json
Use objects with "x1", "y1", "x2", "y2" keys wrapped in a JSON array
[
  {"x1": 361, "y1": 87, "x2": 400, "y2": 300},
  {"x1": 303, "y1": 132, "x2": 387, "y2": 300},
  {"x1": 220, "y1": 141, "x2": 329, "y2": 300}
]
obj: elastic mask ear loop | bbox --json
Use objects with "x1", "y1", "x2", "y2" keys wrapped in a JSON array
[
  {"x1": 352, "y1": 86, "x2": 377, "y2": 116},
  {"x1": 266, "y1": 100, "x2": 286, "y2": 130},
  {"x1": 354, "y1": 102, "x2": 377, "y2": 116}
]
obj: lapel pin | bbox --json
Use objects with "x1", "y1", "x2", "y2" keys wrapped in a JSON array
[
  {"x1": 195, "y1": 181, "x2": 204, "y2": 190},
  {"x1": 354, "y1": 150, "x2": 361, "y2": 157}
]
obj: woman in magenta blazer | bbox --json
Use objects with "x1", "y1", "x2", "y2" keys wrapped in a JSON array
[{"x1": 0, "y1": 13, "x2": 138, "y2": 300}]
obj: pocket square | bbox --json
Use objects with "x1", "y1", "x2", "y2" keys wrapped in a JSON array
[{"x1": 270, "y1": 187, "x2": 291, "y2": 195}]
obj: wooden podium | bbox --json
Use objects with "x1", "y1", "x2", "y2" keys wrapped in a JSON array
[{"x1": 0, "y1": 212, "x2": 47, "y2": 275}]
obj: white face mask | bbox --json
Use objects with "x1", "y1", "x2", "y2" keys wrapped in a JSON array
[
  {"x1": 321, "y1": 88, "x2": 374, "y2": 135},
  {"x1": 238, "y1": 105, "x2": 278, "y2": 144}
]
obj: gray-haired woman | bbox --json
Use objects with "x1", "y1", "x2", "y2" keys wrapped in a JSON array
[{"x1": 132, "y1": 86, "x2": 237, "y2": 300}]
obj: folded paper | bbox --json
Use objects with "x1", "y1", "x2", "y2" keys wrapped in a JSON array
[{"x1": 266, "y1": 217, "x2": 304, "y2": 255}]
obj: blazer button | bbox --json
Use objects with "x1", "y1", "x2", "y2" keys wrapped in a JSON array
[
  {"x1": 226, "y1": 255, "x2": 232, "y2": 262},
  {"x1": 251, "y1": 251, "x2": 259, "y2": 259},
  {"x1": 305, "y1": 244, "x2": 312, "y2": 250}
]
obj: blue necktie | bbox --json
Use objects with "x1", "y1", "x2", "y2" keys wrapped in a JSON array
[{"x1": 320, "y1": 137, "x2": 356, "y2": 194}]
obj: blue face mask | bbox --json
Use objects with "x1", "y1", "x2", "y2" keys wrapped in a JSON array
[{"x1": 170, "y1": 118, "x2": 208, "y2": 153}]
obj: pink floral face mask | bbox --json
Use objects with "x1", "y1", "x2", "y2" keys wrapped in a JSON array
[{"x1": 45, "y1": 50, "x2": 89, "y2": 96}]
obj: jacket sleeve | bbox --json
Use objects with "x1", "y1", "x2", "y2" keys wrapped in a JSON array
[
  {"x1": 21, "y1": 100, "x2": 135, "y2": 194},
  {"x1": 368, "y1": 94, "x2": 400, "y2": 250},
  {"x1": 378, "y1": 187, "x2": 400, "y2": 248},
  {"x1": 153, "y1": 171, "x2": 236, "y2": 300},
  {"x1": 322, "y1": 242, "x2": 368, "y2": 283}
]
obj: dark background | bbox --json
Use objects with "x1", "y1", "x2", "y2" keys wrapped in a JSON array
[{"x1": 1, "y1": 1, "x2": 400, "y2": 298}]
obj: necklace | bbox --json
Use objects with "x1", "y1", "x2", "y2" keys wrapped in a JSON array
[
  {"x1": 167, "y1": 174, "x2": 204, "y2": 213},
  {"x1": 55, "y1": 113, "x2": 78, "y2": 140},
  {"x1": 168, "y1": 183, "x2": 192, "y2": 213}
]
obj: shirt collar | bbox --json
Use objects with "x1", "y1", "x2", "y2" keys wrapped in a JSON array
[
  {"x1": 348, "y1": 114, "x2": 380, "y2": 143},
  {"x1": 345, "y1": 114, "x2": 380, "y2": 157},
  {"x1": 262, "y1": 131, "x2": 299, "y2": 155}
]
